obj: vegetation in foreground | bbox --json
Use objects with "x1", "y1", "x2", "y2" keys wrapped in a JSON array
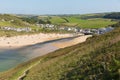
[
  {"x1": 0, "y1": 24, "x2": 120, "y2": 80},
  {"x1": 23, "y1": 27, "x2": 120, "y2": 80}
]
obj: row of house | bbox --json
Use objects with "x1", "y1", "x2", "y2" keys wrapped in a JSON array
[
  {"x1": 59, "y1": 27, "x2": 114, "y2": 35},
  {"x1": 80, "y1": 27, "x2": 114, "y2": 35},
  {"x1": 36, "y1": 24, "x2": 55, "y2": 28},
  {"x1": 0, "y1": 24, "x2": 114, "y2": 35},
  {"x1": 59, "y1": 27, "x2": 79, "y2": 32},
  {"x1": 36, "y1": 24, "x2": 114, "y2": 35},
  {"x1": 36, "y1": 24, "x2": 79, "y2": 32},
  {"x1": 0, "y1": 26, "x2": 32, "y2": 32}
]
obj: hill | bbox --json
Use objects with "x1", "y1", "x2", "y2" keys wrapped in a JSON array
[
  {"x1": 0, "y1": 14, "x2": 70, "y2": 37},
  {"x1": 20, "y1": 13, "x2": 116, "y2": 28},
  {"x1": 0, "y1": 14, "x2": 31, "y2": 27},
  {"x1": 0, "y1": 14, "x2": 37, "y2": 37},
  {"x1": 22, "y1": 27, "x2": 120, "y2": 80},
  {"x1": 44, "y1": 15, "x2": 116, "y2": 28},
  {"x1": 60, "y1": 17, "x2": 115, "y2": 28},
  {"x1": 104, "y1": 12, "x2": 120, "y2": 19},
  {"x1": 0, "y1": 12, "x2": 118, "y2": 37},
  {"x1": 0, "y1": 13, "x2": 117, "y2": 29},
  {"x1": 0, "y1": 24, "x2": 119, "y2": 80}
]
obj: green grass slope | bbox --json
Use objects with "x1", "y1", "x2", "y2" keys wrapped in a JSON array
[
  {"x1": 0, "y1": 27, "x2": 119, "y2": 80},
  {"x1": 23, "y1": 27, "x2": 120, "y2": 80},
  {"x1": 0, "y1": 14, "x2": 37, "y2": 37},
  {"x1": 49, "y1": 16, "x2": 67, "y2": 24},
  {"x1": 0, "y1": 14, "x2": 31, "y2": 27},
  {"x1": 20, "y1": 14, "x2": 116, "y2": 28},
  {"x1": 62, "y1": 17, "x2": 116, "y2": 28},
  {"x1": 40, "y1": 15, "x2": 116, "y2": 28}
]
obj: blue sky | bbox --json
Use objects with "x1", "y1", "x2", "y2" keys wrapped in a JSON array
[{"x1": 0, "y1": 0, "x2": 120, "y2": 14}]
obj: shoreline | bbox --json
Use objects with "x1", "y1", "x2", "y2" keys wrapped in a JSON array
[{"x1": 53, "y1": 35, "x2": 92, "y2": 48}]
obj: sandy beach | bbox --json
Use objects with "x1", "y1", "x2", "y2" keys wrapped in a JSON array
[
  {"x1": 53, "y1": 35, "x2": 92, "y2": 48},
  {"x1": 0, "y1": 33, "x2": 75, "y2": 48},
  {"x1": 0, "y1": 32, "x2": 92, "y2": 49}
]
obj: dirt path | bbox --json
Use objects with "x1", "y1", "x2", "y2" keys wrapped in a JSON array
[{"x1": 18, "y1": 61, "x2": 41, "y2": 80}]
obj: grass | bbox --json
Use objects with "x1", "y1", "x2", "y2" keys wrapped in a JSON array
[
  {"x1": 0, "y1": 27, "x2": 119, "y2": 80},
  {"x1": 48, "y1": 16, "x2": 116, "y2": 28},
  {"x1": 49, "y1": 16, "x2": 67, "y2": 24},
  {"x1": 0, "y1": 14, "x2": 116, "y2": 29},
  {"x1": 62, "y1": 17, "x2": 116, "y2": 28},
  {"x1": 0, "y1": 30, "x2": 36, "y2": 37},
  {"x1": 0, "y1": 22, "x2": 13, "y2": 27},
  {"x1": 0, "y1": 14, "x2": 31, "y2": 27},
  {"x1": 0, "y1": 21, "x2": 30, "y2": 28},
  {"x1": 23, "y1": 28, "x2": 120, "y2": 80},
  {"x1": 0, "y1": 29, "x2": 70, "y2": 37}
]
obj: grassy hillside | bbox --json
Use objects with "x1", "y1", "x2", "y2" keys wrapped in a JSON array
[
  {"x1": 49, "y1": 16, "x2": 67, "y2": 24},
  {"x1": 104, "y1": 12, "x2": 120, "y2": 19},
  {"x1": 23, "y1": 27, "x2": 120, "y2": 80},
  {"x1": 20, "y1": 13, "x2": 117, "y2": 28},
  {"x1": 61, "y1": 17, "x2": 115, "y2": 28},
  {"x1": 0, "y1": 14, "x2": 36, "y2": 37},
  {"x1": 47, "y1": 15, "x2": 116, "y2": 28},
  {"x1": 79, "y1": 13, "x2": 106, "y2": 19},
  {"x1": 0, "y1": 14, "x2": 31, "y2": 28},
  {"x1": 0, "y1": 30, "x2": 33, "y2": 37},
  {"x1": 0, "y1": 13, "x2": 115, "y2": 37},
  {"x1": 38, "y1": 15, "x2": 116, "y2": 28},
  {"x1": 0, "y1": 13, "x2": 116, "y2": 28},
  {"x1": 0, "y1": 26, "x2": 119, "y2": 80}
]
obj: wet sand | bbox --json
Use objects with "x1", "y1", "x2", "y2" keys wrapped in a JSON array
[{"x1": 53, "y1": 35, "x2": 92, "y2": 48}]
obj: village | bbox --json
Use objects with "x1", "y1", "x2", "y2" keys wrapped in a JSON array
[
  {"x1": 36, "y1": 24, "x2": 114, "y2": 35},
  {"x1": 0, "y1": 26, "x2": 32, "y2": 32},
  {"x1": 0, "y1": 23, "x2": 114, "y2": 35}
]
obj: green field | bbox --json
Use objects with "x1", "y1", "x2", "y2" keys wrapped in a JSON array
[
  {"x1": 0, "y1": 14, "x2": 31, "y2": 27},
  {"x1": 49, "y1": 16, "x2": 67, "y2": 24},
  {"x1": 0, "y1": 26, "x2": 119, "y2": 80},
  {"x1": 49, "y1": 16, "x2": 116, "y2": 28}
]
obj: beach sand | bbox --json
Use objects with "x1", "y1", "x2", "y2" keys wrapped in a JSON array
[
  {"x1": 0, "y1": 33, "x2": 75, "y2": 49},
  {"x1": 53, "y1": 35, "x2": 92, "y2": 48}
]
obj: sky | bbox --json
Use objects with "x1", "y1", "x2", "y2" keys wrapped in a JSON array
[{"x1": 0, "y1": 0, "x2": 120, "y2": 15}]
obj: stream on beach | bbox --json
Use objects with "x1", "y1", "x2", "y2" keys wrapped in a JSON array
[{"x1": 0, "y1": 37, "x2": 77, "y2": 72}]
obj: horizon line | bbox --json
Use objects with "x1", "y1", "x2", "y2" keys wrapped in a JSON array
[{"x1": 0, "y1": 11, "x2": 119, "y2": 16}]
